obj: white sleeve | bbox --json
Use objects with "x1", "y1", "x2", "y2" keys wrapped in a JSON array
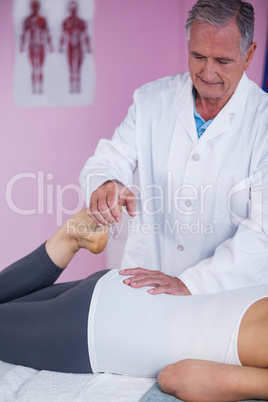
[
  {"x1": 79, "y1": 92, "x2": 138, "y2": 205},
  {"x1": 179, "y1": 147, "x2": 268, "y2": 295}
]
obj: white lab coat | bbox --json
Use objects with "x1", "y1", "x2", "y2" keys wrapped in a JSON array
[{"x1": 80, "y1": 72, "x2": 268, "y2": 294}]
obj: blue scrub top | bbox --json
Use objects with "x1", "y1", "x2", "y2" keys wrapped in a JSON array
[{"x1": 193, "y1": 89, "x2": 214, "y2": 138}]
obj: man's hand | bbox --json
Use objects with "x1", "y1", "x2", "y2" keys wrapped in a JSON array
[
  {"x1": 88, "y1": 180, "x2": 136, "y2": 226},
  {"x1": 119, "y1": 267, "x2": 191, "y2": 295}
]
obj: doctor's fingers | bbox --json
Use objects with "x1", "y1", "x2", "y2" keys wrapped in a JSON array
[
  {"x1": 89, "y1": 193, "x2": 121, "y2": 226},
  {"x1": 89, "y1": 181, "x2": 136, "y2": 225},
  {"x1": 118, "y1": 188, "x2": 137, "y2": 217},
  {"x1": 96, "y1": 185, "x2": 136, "y2": 222},
  {"x1": 130, "y1": 275, "x2": 186, "y2": 295},
  {"x1": 148, "y1": 283, "x2": 186, "y2": 296},
  {"x1": 88, "y1": 182, "x2": 115, "y2": 223},
  {"x1": 149, "y1": 278, "x2": 192, "y2": 295},
  {"x1": 123, "y1": 272, "x2": 171, "y2": 288}
]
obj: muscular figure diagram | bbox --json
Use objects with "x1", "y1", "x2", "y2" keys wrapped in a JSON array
[
  {"x1": 20, "y1": 1, "x2": 53, "y2": 94},
  {"x1": 59, "y1": 1, "x2": 92, "y2": 93}
]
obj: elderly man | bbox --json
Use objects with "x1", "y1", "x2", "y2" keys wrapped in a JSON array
[{"x1": 80, "y1": 0, "x2": 268, "y2": 296}]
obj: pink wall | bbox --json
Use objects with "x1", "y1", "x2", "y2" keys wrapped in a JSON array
[
  {"x1": 0, "y1": 0, "x2": 180, "y2": 281},
  {"x1": 0, "y1": 0, "x2": 267, "y2": 282}
]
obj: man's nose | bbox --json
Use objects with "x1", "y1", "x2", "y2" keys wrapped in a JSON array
[{"x1": 201, "y1": 60, "x2": 216, "y2": 82}]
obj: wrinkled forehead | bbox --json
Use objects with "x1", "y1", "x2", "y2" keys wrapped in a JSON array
[{"x1": 189, "y1": 18, "x2": 242, "y2": 53}]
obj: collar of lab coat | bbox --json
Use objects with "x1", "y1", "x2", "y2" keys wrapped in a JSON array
[{"x1": 177, "y1": 72, "x2": 249, "y2": 144}]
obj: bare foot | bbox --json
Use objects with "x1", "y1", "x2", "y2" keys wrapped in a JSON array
[{"x1": 66, "y1": 208, "x2": 109, "y2": 254}]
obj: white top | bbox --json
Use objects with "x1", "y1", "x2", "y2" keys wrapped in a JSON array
[
  {"x1": 80, "y1": 72, "x2": 268, "y2": 295},
  {"x1": 87, "y1": 269, "x2": 268, "y2": 377}
]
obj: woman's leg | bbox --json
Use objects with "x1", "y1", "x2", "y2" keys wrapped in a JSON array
[
  {"x1": 0, "y1": 209, "x2": 110, "y2": 373},
  {"x1": 0, "y1": 208, "x2": 109, "y2": 303},
  {"x1": 0, "y1": 243, "x2": 63, "y2": 304},
  {"x1": 158, "y1": 298, "x2": 268, "y2": 402},
  {"x1": 0, "y1": 269, "x2": 109, "y2": 373}
]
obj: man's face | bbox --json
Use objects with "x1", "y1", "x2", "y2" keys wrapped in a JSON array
[{"x1": 188, "y1": 18, "x2": 255, "y2": 103}]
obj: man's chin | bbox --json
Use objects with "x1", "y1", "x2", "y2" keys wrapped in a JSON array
[{"x1": 195, "y1": 86, "x2": 225, "y2": 101}]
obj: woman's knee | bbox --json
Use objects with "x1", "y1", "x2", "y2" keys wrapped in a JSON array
[{"x1": 158, "y1": 359, "x2": 195, "y2": 398}]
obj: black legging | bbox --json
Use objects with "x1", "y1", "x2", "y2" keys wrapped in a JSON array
[{"x1": 0, "y1": 243, "x2": 109, "y2": 373}]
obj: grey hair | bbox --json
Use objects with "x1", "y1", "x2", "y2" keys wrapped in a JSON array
[{"x1": 185, "y1": 0, "x2": 255, "y2": 57}]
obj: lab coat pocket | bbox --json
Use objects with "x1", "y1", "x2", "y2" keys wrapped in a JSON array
[{"x1": 214, "y1": 174, "x2": 250, "y2": 226}]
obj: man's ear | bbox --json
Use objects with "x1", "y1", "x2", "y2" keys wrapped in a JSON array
[{"x1": 244, "y1": 42, "x2": 257, "y2": 71}]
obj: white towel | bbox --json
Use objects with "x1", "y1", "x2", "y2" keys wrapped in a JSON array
[{"x1": 0, "y1": 361, "x2": 155, "y2": 402}]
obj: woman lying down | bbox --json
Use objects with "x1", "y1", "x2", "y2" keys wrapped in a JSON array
[{"x1": 0, "y1": 209, "x2": 268, "y2": 402}]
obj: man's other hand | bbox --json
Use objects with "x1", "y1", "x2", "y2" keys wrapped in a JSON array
[{"x1": 119, "y1": 267, "x2": 191, "y2": 295}]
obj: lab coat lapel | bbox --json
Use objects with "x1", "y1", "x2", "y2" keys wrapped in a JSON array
[
  {"x1": 200, "y1": 108, "x2": 231, "y2": 142},
  {"x1": 169, "y1": 73, "x2": 249, "y2": 152},
  {"x1": 177, "y1": 76, "x2": 198, "y2": 144},
  {"x1": 200, "y1": 73, "x2": 249, "y2": 142},
  {"x1": 226, "y1": 73, "x2": 249, "y2": 113},
  {"x1": 177, "y1": 78, "x2": 231, "y2": 144}
]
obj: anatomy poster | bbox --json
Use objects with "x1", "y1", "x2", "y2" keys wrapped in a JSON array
[{"x1": 13, "y1": 0, "x2": 95, "y2": 107}]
